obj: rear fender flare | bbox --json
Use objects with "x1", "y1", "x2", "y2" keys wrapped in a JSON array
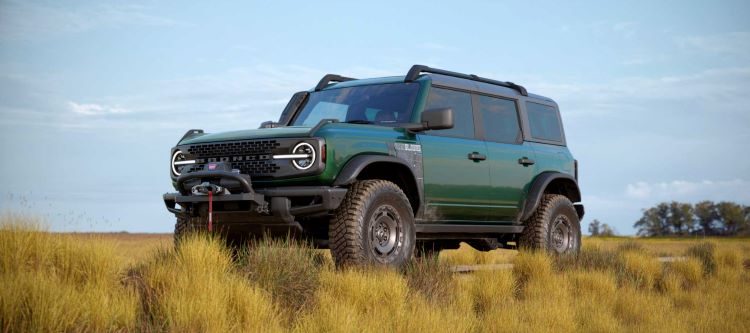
[{"x1": 520, "y1": 172, "x2": 582, "y2": 221}]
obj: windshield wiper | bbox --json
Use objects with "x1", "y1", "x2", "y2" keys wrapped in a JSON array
[{"x1": 345, "y1": 120, "x2": 374, "y2": 124}]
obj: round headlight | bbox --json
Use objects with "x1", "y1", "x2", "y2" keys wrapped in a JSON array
[
  {"x1": 171, "y1": 150, "x2": 185, "y2": 176},
  {"x1": 291, "y1": 142, "x2": 316, "y2": 170}
]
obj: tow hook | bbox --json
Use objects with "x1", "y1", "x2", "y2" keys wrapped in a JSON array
[{"x1": 191, "y1": 182, "x2": 229, "y2": 232}]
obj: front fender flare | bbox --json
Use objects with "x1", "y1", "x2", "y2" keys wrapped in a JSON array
[{"x1": 333, "y1": 154, "x2": 423, "y2": 212}]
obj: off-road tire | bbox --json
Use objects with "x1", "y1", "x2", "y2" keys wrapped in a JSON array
[
  {"x1": 519, "y1": 194, "x2": 581, "y2": 254},
  {"x1": 173, "y1": 216, "x2": 198, "y2": 247},
  {"x1": 329, "y1": 180, "x2": 416, "y2": 269}
]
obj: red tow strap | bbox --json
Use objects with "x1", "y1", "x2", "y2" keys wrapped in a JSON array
[{"x1": 208, "y1": 190, "x2": 213, "y2": 232}]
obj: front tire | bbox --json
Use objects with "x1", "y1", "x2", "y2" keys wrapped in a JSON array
[
  {"x1": 173, "y1": 216, "x2": 197, "y2": 247},
  {"x1": 329, "y1": 180, "x2": 416, "y2": 269},
  {"x1": 519, "y1": 194, "x2": 581, "y2": 254}
]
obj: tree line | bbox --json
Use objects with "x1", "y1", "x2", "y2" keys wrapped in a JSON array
[{"x1": 633, "y1": 201, "x2": 750, "y2": 237}]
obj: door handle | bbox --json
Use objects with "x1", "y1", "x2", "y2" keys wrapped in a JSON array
[
  {"x1": 518, "y1": 157, "x2": 535, "y2": 166},
  {"x1": 468, "y1": 152, "x2": 486, "y2": 161}
]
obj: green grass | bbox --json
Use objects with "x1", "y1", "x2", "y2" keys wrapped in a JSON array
[{"x1": 2, "y1": 214, "x2": 750, "y2": 332}]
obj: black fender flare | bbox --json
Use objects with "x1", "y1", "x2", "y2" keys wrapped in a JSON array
[
  {"x1": 520, "y1": 172, "x2": 582, "y2": 221},
  {"x1": 333, "y1": 155, "x2": 423, "y2": 212}
]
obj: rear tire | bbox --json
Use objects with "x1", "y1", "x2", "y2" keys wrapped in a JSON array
[
  {"x1": 329, "y1": 180, "x2": 416, "y2": 269},
  {"x1": 519, "y1": 194, "x2": 581, "y2": 254}
]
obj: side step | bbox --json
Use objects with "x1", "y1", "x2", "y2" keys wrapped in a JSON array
[{"x1": 415, "y1": 224, "x2": 523, "y2": 234}]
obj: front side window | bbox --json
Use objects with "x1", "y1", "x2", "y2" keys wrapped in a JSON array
[
  {"x1": 476, "y1": 95, "x2": 521, "y2": 144},
  {"x1": 424, "y1": 87, "x2": 475, "y2": 139},
  {"x1": 292, "y1": 83, "x2": 419, "y2": 126},
  {"x1": 526, "y1": 102, "x2": 563, "y2": 142}
]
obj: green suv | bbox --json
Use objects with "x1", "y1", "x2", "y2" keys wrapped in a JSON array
[{"x1": 164, "y1": 65, "x2": 584, "y2": 268}]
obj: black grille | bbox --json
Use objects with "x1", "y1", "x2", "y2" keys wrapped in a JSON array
[
  {"x1": 185, "y1": 140, "x2": 281, "y2": 177},
  {"x1": 187, "y1": 140, "x2": 280, "y2": 157}
]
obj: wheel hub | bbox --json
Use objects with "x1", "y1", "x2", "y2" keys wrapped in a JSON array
[
  {"x1": 370, "y1": 205, "x2": 400, "y2": 257},
  {"x1": 550, "y1": 215, "x2": 571, "y2": 253}
]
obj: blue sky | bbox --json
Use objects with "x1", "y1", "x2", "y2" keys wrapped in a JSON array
[{"x1": 1, "y1": 0, "x2": 749, "y2": 234}]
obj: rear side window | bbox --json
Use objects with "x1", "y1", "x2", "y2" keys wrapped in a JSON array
[
  {"x1": 526, "y1": 102, "x2": 563, "y2": 142},
  {"x1": 424, "y1": 87, "x2": 475, "y2": 139},
  {"x1": 476, "y1": 95, "x2": 521, "y2": 144}
]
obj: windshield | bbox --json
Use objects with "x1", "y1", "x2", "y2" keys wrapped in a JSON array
[{"x1": 291, "y1": 83, "x2": 420, "y2": 127}]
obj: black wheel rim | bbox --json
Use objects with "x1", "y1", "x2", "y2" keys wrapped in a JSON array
[
  {"x1": 369, "y1": 204, "x2": 402, "y2": 260},
  {"x1": 550, "y1": 215, "x2": 573, "y2": 253}
]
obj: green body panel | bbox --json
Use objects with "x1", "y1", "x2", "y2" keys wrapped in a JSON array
[
  {"x1": 485, "y1": 141, "x2": 537, "y2": 222},
  {"x1": 418, "y1": 135, "x2": 492, "y2": 222},
  {"x1": 321, "y1": 76, "x2": 408, "y2": 90},
  {"x1": 527, "y1": 142, "x2": 575, "y2": 179},
  {"x1": 180, "y1": 126, "x2": 313, "y2": 145}
]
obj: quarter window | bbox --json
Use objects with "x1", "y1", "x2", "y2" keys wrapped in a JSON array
[
  {"x1": 476, "y1": 95, "x2": 521, "y2": 144},
  {"x1": 424, "y1": 87, "x2": 475, "y2": 139},
  {"x1": 526, "y1": 102, "x2": 563, "y2": 142}
]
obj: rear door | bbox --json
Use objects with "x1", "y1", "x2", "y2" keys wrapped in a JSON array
[
  {"x1": 475, "y1": 94, "x2": 536, "y2": 221},
  {"x1": 418, "y1": 87, "x2": 492, "y2": 222}
]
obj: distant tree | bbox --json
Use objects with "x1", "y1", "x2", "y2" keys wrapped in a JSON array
[
  {"x1": 588, "y1": 219, "x2": 615, "y2": 237},
  {"x1": 694, "y1": 201, "x2": 719, "y2": 236},
  {"x1": 634, "y1": 202, "x2": 671, "y2": 237},
  {"x1": 717, "y1": 201, "x2": 746, "y2": 235},
  {"x1": 668, "y1": 201, "x2": 695, "y2": 236},
  {"x1": 588, "y1": 219, "x2": 601, "y2": 236},
  {"x1": 599, "y1": 223, "x2": 616, "y2": 237}
]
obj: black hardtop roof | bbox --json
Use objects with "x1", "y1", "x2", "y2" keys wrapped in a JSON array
[{"x1": 315, "y1": 64, "x2": 556, "y2": 105}]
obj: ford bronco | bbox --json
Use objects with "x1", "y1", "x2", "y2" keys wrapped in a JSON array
[{"x1": 163, "y1": 65, "x2": 584, "y2": 268}]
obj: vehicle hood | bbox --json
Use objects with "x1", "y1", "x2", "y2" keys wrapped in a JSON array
[{"x1": 179, "y1": 126, "x2": 312, "y2": 145}]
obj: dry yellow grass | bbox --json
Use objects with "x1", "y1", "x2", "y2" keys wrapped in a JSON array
[{"x1": 2, "y1": 214, "x2": 750, "y2": 332}]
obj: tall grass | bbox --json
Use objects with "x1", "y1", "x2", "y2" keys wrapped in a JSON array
[
  {"x1": 126, "y1": 234, "x2": 282, "y2": 332},
  {"x1": 236, "y1": 236, "x2": 328, "y2": 315},
  {"x1": 0, "y1": 216, "x2": 138, "y2": 332},
  {"x1": 2, "y1": 214, "x2": 749, "y2": 332}
]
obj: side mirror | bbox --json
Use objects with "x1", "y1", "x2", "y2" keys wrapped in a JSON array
[
  {"x1": 405, "y1": 107, "x2": 454, "y2": 132},
  {"x1": 259, "y1": 121, "x2": 281, "y2": 128},
  {"x1": 422, "y1": 107, "x2": 454, "y2": 130}
]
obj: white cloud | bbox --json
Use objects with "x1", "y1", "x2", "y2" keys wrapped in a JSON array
[
  {"x1": 625, "y1": 179, "x2": 750, "y2": 202},
  {"x1": 68, "y1": 102, "x2": 129, "y2": 116},
  {"x1": 0, "y1": 1, "x2": 182, "y2": 41},
  {"x1": 528, "y1": 67, "x2": 750, "y2": 118},
  {"x1": 678, "y1": 32, "x2": 750, "y2": 57}
]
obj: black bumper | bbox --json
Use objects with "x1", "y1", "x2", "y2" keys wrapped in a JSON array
[{"x1": 163, "y1": 171, "x2": 347, "y2": 225}]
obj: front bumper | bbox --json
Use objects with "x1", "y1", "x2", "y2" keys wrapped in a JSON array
[{"x1": 163, "y1": 170, "x2": 347, "y2": 226}]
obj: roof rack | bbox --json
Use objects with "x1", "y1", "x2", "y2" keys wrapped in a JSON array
[
  {"x1": 404, "y1": 64, "x2": 528, "y2": 96},
  {"x1": 314, "y1": 74, "x2": 357, "y2": 91}
]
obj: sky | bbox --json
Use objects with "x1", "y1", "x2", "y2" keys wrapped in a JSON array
[{"x1": 1, "y1": 0, "x2": 749, "y2": 234}]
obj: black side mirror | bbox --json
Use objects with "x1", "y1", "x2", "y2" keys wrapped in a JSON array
[
  {"x1": 259, "y1": 121, "x2": 281, "y2": 129},
  {"x1": 403, "y1": 108, "x2": 454, "y2": 132},
  {"x1": 421, "y1": 107, "x2": 454, "y2": 130},
  {"x1": 404, "y1": 107, "x2": 454, "y2": 132}
]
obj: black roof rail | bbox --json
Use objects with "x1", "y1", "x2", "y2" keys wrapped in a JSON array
[
  {"x1": 314, "y1": 74, "x2": 357, "y2": 91},
  {"x1": 404, "y1": 64, "x2": 528, "y2": 96}
]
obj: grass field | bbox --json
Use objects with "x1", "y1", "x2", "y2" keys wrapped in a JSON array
[{"x1": 2, "y1": 214, "x2": 749, "y2": 332}]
